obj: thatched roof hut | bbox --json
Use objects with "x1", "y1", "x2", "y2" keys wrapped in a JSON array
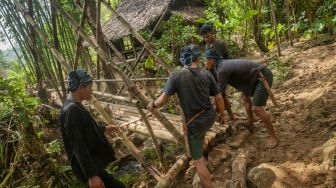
[{"x1": 102, "y1": 0, "x2": 204, "y2": 41}]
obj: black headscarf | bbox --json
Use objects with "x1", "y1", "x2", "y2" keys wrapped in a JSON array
[{"x1": 67, "y1": 69, "x2": 93, "y2": 92}]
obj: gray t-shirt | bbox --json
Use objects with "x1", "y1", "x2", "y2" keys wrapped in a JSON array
[
  {"x1": 217, "y1": 59, "x2": 266, "y2": 96},
  {"x1": 163, "y1": 67, "x2": 220, "y2": 118}
]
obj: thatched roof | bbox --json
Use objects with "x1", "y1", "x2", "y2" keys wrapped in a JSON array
[
  {"x1": 171, "y1": 6, "x2": 204, "y2": 22},
  {"x1": 102, "y1": 0, "x2": 171, "y2": 40}
]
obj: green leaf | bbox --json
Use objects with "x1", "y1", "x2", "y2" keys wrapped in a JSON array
[{"x1": 196, "y1": 17, "x2": 207, "y2": 23}]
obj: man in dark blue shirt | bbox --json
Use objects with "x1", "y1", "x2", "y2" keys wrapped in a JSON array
[
  {"x1": 204, "y1": 49, "x2": 279, "y2": 148},
  {"x1": 148, "y1": 45, "x2": 226, "y2": 188}
]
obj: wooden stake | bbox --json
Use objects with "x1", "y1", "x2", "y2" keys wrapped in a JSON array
[
  {"x1": 259, "y1": 72, "x2": 278, "y2": 107},
  {"x1": 136, "y1": 102, "x2": 167, "y2": 172}
]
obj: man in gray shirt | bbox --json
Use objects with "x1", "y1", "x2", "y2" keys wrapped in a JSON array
[
  {"x1": 148, "y1": 45, "x2": 226, "y2": 188},
  {"x1": 204, "y1": 48, "x2": 279, "y2": 148}
]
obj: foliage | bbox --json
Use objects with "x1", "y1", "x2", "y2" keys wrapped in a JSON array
[
  {"x1": 0, "y1": 71, "x2": 40, "y2": 127},
  {"x1": 118, "y1": 173, "x2": 141, "y2": 186},
  {"x1": 266, "y1": 56, "x2": 291, "y2": 87},
  {"x1": 144, "y1": 148, "x2": 158, "y2": 161},
  {"x1": 146, "y1": 14, "x2": 202, "y2": 73}
]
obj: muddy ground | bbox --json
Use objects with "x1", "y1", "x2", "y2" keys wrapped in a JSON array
[{"x1": 166, "y1": 36, "x2": 336, "y2": 188}]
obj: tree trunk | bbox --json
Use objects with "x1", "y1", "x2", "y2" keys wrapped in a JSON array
[
  {"x1": 269, "y1": 0, "x2": 281, "y2": 56},
  {"x1": 87, "y1": 0, "x2": 118, "y2": 94},
  {"x1": 251, "y1": 0, "x2": 269, "y2": 53}
]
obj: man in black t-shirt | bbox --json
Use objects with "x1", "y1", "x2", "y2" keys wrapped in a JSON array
[
  {"x1": 59, "y1": 70, "x2": 124, "y2": 188},
  {"x1": 200, "y1": 24, "x2": 235, "y2": 120},
  {"x1": 204, "y1": 49, "x2": 279, "y2": 148},
  {"x1": 148, "y1": 45, "x2": 226, "y2": 188},
  {"x1": 200, "y1": 24, "x2": 230, "y2": 60}
]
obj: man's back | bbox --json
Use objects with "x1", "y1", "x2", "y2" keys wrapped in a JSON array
[
  {"x1": 217, "y1": 59, "x2": 265, "y2": 96},
  {"x1": 163, "y1": 67, "x2": 219, "y2": 118}
]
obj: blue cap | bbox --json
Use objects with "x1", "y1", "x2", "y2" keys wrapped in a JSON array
[
  {"x1": 205, "y1": 48, "x2": 222, "y2": 63},
  {"x1": 180, "y1": 44, "x2": 201, "y2": 66},
  {"x1": 67, "y1": 69, "x2": 93, "y2": 92},
  {"x1": 200, "y1": 24, "x2": 213, "y2": 35}
]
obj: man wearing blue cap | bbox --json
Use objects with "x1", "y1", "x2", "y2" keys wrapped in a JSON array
[
  {"x1": 204, "y1": 49, "x2": 279, "y2": 148},
  {"x1": 148, "y1": 45, "x2": 226, "y2": 188},
  {"x1": 59, "y1": 70, "x2": 124, "y2": 188}
]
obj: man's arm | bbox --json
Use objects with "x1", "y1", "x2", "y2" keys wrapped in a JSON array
[
  {"x1": 222, "y1": 92, "x2": 235, "y2": 120},
  {"x1": 214, "y1": 93, "x2": 226, "y2": 124},
  {"x1": 147, "y1": 92, "x2": 170, "y2": 111}
]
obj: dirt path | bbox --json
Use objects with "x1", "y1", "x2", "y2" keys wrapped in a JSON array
[
  {"x1": 240, "y1": 37, "x2": 336, "y2": 188},
  {"x1": 169, "y1": 37, "x2": 336, "y2": 188}
]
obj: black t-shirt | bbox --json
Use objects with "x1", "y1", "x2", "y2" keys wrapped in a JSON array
[
  {"x1": 163, "y1": 67, "x2": 220, "y2": 119},
  {"x1": 217, "y1": 59, "x2": 265, "y2": 96},
  {"x1": 59, "y1": 99, "x2": 115, "y2": 180}
]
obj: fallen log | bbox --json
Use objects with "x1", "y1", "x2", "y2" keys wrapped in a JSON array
[
  {"x1": 155, "y1": 155, "x2": 190, "y2": 188},
  {"x1": 228, "y1": 149, "x2": 249, "y2": 188},
  {"x1": 125, "y1": 123, "x2": 178, "y2": 143}
]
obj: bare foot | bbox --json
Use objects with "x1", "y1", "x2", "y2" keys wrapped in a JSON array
[{"x1": 266, "y1": 137, "x2": 279, "y2": 148}]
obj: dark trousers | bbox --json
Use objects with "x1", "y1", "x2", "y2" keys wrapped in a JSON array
[{"x1": 98, "y1": 170, "x2": 125, "y2": 188}]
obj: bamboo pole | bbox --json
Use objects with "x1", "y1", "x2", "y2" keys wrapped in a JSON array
[
  {"x1": 73, "y1": 0, "x2": 88, "y2": 70},
  {"x1": 50, "y1": 0, "x2": 184, "y2": 144},
  {"x1": 51, "y1": 1, "x2": 66, "y2": 100},
  {"x1": 91, "y1": 77, "x2": 169, "y2": 82},
  {"x1": 14, "y1": 0, "x2": 162, "y2": 181},
  {"x1": 90, "y1": 98, "x2": 162, "y2": 181},
  {"x1": 136, "y1": 102, "x2": 167, "y2": 172}
]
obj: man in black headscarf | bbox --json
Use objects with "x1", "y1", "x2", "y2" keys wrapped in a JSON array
[
  {"x1": 148, "y1": 45, "x2": 226, "y2": 188},
  {"x1": 59, "y1": 69, "x2": 124, "y2": 188}
]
